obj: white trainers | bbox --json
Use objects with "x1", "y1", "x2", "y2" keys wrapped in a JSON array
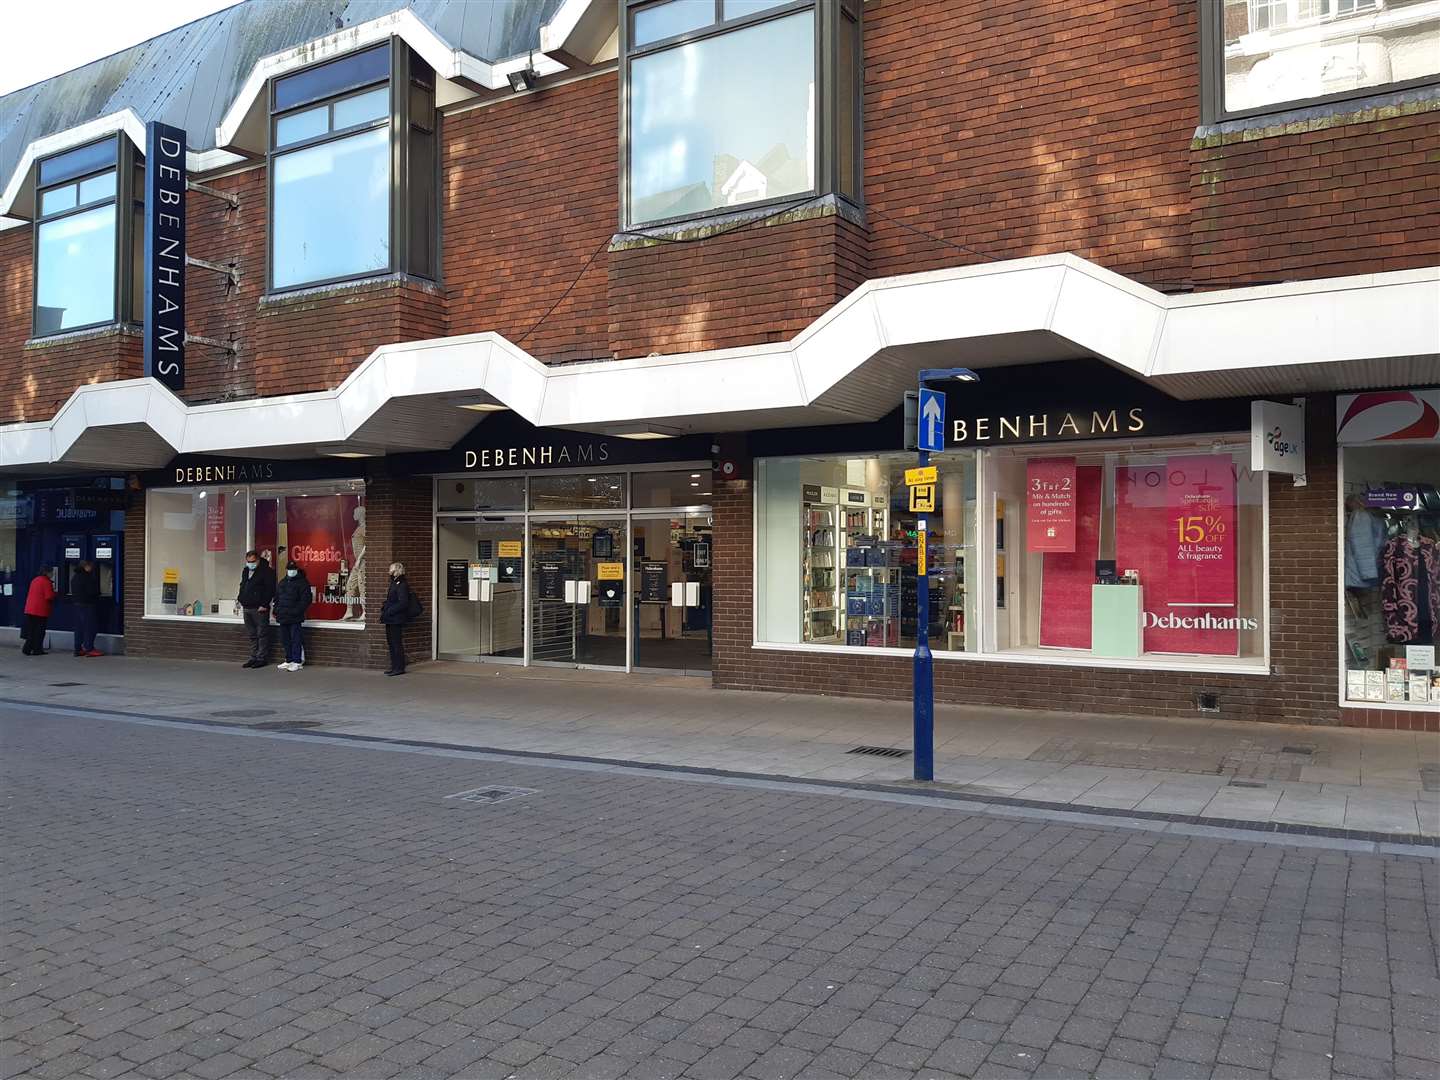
[
  {"x1": 286, "y1": 662, "x2": 303, "y2": 671},
  {"x1": 277, "y1": 662, "x2": 289, "y2": 670}
]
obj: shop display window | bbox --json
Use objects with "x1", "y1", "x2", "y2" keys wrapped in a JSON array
[
  {"x1": 755, "y1": 452, "x2": 979, "y2": 651},
  {"x1": 144, "y1": 480, "x2": 364, "y2": 624},
  {"x1": 632, "y1": 469, "x2": 715, "y2": 508},
  {"x1": 1341, "y1": 444, "x2": 1440, "y2": 708},
  {"x1": 436, "y1": 477, "x2": 526, "y2": 512},
  {"x1": 988, "y1": 442, "x2": 1266, "y2": 663}
]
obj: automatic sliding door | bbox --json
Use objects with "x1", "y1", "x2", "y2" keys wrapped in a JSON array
[
  {"x1": 633, "y1": 513, "x2": 712, "y2": 673},
  {"x1": 436, "y1": 516, "x2": 524, "y2": 661},
  {"x1": 530, "y1": 517, "x2": 627, "y2": 668}
]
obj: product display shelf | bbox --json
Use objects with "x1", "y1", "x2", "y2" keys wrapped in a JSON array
[
  {"x1": 946, "y1": 549, "x2": 967, "y2": 651},
  {"x1": 842, "y1": 504, "x2": 896, "y2": 647},
  {"x1": 802, "y1": 503, "x2": 840, "y2": 643}
]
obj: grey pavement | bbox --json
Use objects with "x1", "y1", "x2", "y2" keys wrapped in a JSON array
[
  {"x1": 2, "y1": 702, "x2": 1439, "y2": 1080},
  {"x1": 3, "y1": 652, "x2": 1438, "y2": 837}
]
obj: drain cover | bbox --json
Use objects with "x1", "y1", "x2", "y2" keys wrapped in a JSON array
[
  {"x1": 49, "y1": 682, "x2": 84, "y2": 688},
  {"x1": 212, "y1": 708, "x2": 278, "y2": 719},
  {"x1": 1280, "y1": 746, "x2": 1314, "y2": 756},
  {"x1": 847, "y1": 745, "x2": 910, "y2": 759},
  {"x1": 1227, "y1": 779, "x2": 1268, "y2": 789},
  {"x1": 446, "y1": 786, "x2": 536, "y2": 804},
  {"x1": 252, "y1": 720, "x2": 323, "y2": 730}
]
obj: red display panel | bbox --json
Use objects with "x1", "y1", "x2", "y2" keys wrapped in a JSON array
[{"x1": 1038, "y1": 465, "x2": 1102, "y2": 649}]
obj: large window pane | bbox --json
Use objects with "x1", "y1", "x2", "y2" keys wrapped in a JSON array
[
  {"x1": 272, "y1": 126, "x2": 390, "y2": 289},
  {"x1": 144, "y1": 487, "x2": 250, "y2": 618},
  {"x1": 40, "y1": 184, "x2": 77, "y2": 215},
  {"x1": 529, "y1": 474, "x2": 627, "y2": 511},
  {"x1": 38, "y1": 139, "x2": 116, "y2": 186},
  {"x1": 36, "y1": 204, "x2": 116, "y2": 334},
  {"x1": 333, "y1": 87, "x2": 389, "y2": 130},
  {"x1": 78, "y1": 171, "x2": 116, "y2": 204},
  {"x1": 629, "y1": 9, "x2": 815, "y2": 223},
  {"x1": 275, "y1": 105, "x2": 328, "y2": 147},
  {"x1": 1222, "y1": 0, "x2": 1440, "y2": 113},
  {"x1": 253, "y1": 481, "x2": 367, "y2": 622},
  {"x1": 632, "y1": 469, "x2": 714, "y2": 507},
  {"x1": 633, "y1": 0, "x2": 715, "y2": 47},
  {"x1": 274, "y1": 43, "x2": 389, "y2": 111}
]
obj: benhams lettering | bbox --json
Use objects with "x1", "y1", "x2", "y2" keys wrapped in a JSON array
[
  {"x1": 463, "y1": 443, "x2": 611, "y2": 470},
  {"x1": 1144, "y1": 611, "x2": 1258, "y2": 631},
  {"x1": 174, "y1": 463, "x2": 275, "y2": 484},
  {"x1": 953, "y1": 408, "x2": 1145, "y2": 444}
]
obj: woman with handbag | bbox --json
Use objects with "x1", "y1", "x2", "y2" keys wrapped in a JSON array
[{"x1": 381, "y1": 562, "x2": 421, "y2": 676}]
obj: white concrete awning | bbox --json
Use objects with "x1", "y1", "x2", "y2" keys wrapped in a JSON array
[{"x1": 3, "y1": 253, "x2": 1436, "y2": 474}]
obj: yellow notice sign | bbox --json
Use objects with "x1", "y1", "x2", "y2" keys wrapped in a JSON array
[
  {"x1": 917, "y1": 527, "x2": 928, "y2": 576},
  {"x1": 596, "y1": 562, "x2": 624, "y2": 581},
  {"x1": 908, "y1": 484, "x2": 936, "y2": 513},
  {"x1": 497, "y1": 541, "x2": 522, "y2": 557},
  {"x1": 904, "y1": 465, "x2": 937, "y2": 486},
  {"x1": 162, "y1": 567, "x2": 180, "y2": 584}
]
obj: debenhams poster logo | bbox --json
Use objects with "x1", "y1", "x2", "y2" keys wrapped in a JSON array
[
  {"x1": 952, "y1": 408, "x2": 1146, "y2": 444},
  {"x1": 1144, "y1": 611, "x2": 1259, "y2": 632}
]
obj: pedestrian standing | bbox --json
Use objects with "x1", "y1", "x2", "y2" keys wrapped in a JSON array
[
  {"x1": 21, "y1": 566, "x2": 56, "y2": 656},
  {"x1": 235, "y1": 550, "x2": 277, "y2": 668},
  {"x1": 273, "y1": 562, "x2": 312, "y2": 671},
  {"x1": 380, "y1": 562, "x2": 421, "y2": 676},
  {"x1": 69, "y1": 560, "x2": 102, "y2": 657}
]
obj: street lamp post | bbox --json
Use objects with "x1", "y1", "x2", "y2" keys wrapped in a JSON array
[{"x1": 913, "y1": 367, "x2": 978, "y2": 782}]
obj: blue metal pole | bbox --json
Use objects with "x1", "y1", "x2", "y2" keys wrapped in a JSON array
[{"x1": 914, "y1": 440, "x2": 933, "y2": 782}]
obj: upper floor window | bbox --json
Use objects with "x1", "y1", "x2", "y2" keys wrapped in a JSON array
[
  {"x1": 1209, "y1": 0, "x2": 1440, "y2": 119},
  {"x1": 33, "y1": 136, "x2": 142, "y2": 337},
  {"x1": 622, "y1": 0, "x2": 861, "y2": 228},
  {"x1": 268, "y1": 41, "x2": 437, "y2": 292}
]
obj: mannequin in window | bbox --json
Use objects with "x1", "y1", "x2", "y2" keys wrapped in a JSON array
[{"x1": 342, "y1": 505, "x2": 366, "y2": 621}]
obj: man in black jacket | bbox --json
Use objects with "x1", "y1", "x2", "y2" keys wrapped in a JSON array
[
  {"x1": 70, "y1": 560, "x2": 102, "y2": 656},
  {"x1": 236, "y1": 550, "x2": 276, "y2": 668}
]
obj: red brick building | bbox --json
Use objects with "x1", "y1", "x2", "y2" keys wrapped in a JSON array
[{"x1": 1, "y1": 0, "x2": 1437, "y2": 729}]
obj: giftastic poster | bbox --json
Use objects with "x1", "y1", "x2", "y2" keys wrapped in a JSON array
[
  {"x1": 1115, "y1": 455, "x2": 1238, "y2": 655},
  {"x1": 283, "y1": 496, "x2": 351, "y2": 620}
]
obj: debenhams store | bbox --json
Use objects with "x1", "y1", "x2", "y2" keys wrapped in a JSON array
[{"x1": 7, "y1": 260, "x2": 1438, "y2": 729}]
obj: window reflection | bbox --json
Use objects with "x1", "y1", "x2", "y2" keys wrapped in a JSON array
[{"x1": 36, "y1": 205, "x2": 116, "y2": 335}]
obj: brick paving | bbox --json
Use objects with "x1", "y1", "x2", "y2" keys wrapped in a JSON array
[{"x1": 1, "y1": 704, "x2": 1438, "y2": 1080}]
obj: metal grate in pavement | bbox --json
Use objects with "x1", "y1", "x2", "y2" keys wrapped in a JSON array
[
  {"x1": 445, "y1": 786, "x2": 537, "y2": 804},
  {"x1": 1280, "y1": 745, "x2": 1314, "y2": 756},
  {"x1": 213, "y1": 709, "x2": 278, "y2": 719},
  {"x1": 49, "y1": 682, "x2": 84, "y2": 687},
  {"x1": 1227, "y1": 779, "x2": 1268, "y2": 789},
  {"x1": 252, "y1": 720, "x2": 323, "y2": 730},
  {"x1": 847, "y1": 745, "x2": 910, "y2": 759},
  {"x1": 1421, "y1": 764, "x2": 1439, "y2": 794}
]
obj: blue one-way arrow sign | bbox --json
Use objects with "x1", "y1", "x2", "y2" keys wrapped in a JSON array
[{"x1": 918, "y1": 387, "x2": 945, "y2": 452}]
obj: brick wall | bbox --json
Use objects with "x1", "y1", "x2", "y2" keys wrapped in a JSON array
[
  {"x1": 122, "y1": 473, "x2": 433, "y2": 671},
  {"x1": 712, "y1": 396, "x2": 1435, "y2": 730}
]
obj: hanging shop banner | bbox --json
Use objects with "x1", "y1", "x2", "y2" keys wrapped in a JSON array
[
  {"x1": 1115, "y1": 456, "x2": 1242, "y2": 655},
  {"x1": 283, "y1": 495, "x2": 350, "y2": 620},
  {"x1": 446, "y1": 559, "x2": 469, "y2": 600},
  {"x1": 640, "y1": 562, "x2": 669, "y2": 603},
  {"x1": 1250, "y1": 400, "x2": 1305, "y2": 475},
  {"x1": 1336, "y1": 388, "x2": 1440, "y2": 444},
  {"x1": 205, "y1": 493, "x2": 227, "y2": 552},
  {"x1": 1038, "y1": 465, "x2": 1103, "y2": 649},
  {"x1": 536, "y1": 562, "x2": 565, "y2": 602},
  {"x1": 1025, "y1": 457, "x2": 1078, "y2": 553},
  {"x1": 143, "y1": 121, "x2": 186, "y2": 392}
]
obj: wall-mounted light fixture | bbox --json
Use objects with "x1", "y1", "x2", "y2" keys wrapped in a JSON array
[{"x1": 507, "y1": 55, "x2": 539, "y2": 92}]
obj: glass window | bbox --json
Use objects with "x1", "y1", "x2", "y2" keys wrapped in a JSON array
[
  {"x1": 271, "y1": 126, "x2": 390, "y2": 289},
  {"x1": 252, "y1": 480, "x2": 367, "y2": 622},
  {"x1": 755, "y1": 452, "x2": 979, "y2": 651},
  {"x1": 145, "y1": 487, "x2": 251, "y2": 618},
  {"x1": 437, "y1": 477, "x2": 527, "y2": 512},
  {"x1": 628, "y1": 9, "x2": 815, "y2": 224},
  {"x1": 38, "y1": 139, "x2": 116, "y2": 186},
  {"x1": 633, "y1": 0, "x2": 715, "y2": 46},
  {"x1": 989, "y1": 442, "x2": 1265, "y2": 661},
  {"x1": 529, "y1": 474, "x2": 627, "y2": 511},
  {"x1": 723, "y1": 0, "x2": 790, "y2": 18},
  {"x1": 78, "y1": 172, "x2": 117, "y2": 204},
  {"x1": 1219, "y1": 0, "x2": 1440, "y2": 115},
  {"x1": 40, "y1": 185, "x2": 77, "y2": 215},
  {"x1": 1341, "y1": 443, "x2": 1440, "y2": 708},
  {"x1": 334, "y1": 86, "x2": 389, "y2": 130},
  {"x1": 35, "y1": 204, "x2": 116, "y2": 335},
  {"x1": 275, "y1": 105, "x2": 329, "y2": 147},
  {"x1": 632, "y1": 469, "x2": 714, "y2": 507},
  {"x1": 274, "y1": 43, "x2": 390, "y2": 111}
]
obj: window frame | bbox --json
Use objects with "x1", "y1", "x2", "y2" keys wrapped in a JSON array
[
  {"x1": 265, "y1": 40, "x2": 439, "y2": 295},
  {"x1": 1199, "y1": 0, "x2": 1440, "y2": 124},
  {"x1": 31, "y1": 134, "x2": 141, "y2": 339},
  {"x1": 618, "y1": 0, "x2": 863, "y2": 230}
]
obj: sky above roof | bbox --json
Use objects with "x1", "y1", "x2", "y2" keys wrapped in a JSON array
[{"x1": 1, "y1": 0, "x2": 244, "y2": 96}]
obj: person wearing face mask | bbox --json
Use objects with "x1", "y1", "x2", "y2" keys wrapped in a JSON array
[
  {"x1": 236, "y1": 550, "x2": 277, "y2": 668},
  {"x1": 272, "y1": 561, "x2": 313, "y2": 671},
  {"x1": 380, "y1": 562, "x2": 422, "y2": 676}
]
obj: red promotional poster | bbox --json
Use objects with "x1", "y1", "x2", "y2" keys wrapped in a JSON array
[
  {"x1": 283, "y1": 496, "x2": 348, "y2": 620},
  {"x1": 1039, "y1": 465, "x2": 1102, "y2": 649},
  {"x1": 1115, "y1": 455, "x2": 1238, "y2": 655},
  {"x1": 205, "y1": 493, "x2": 227, "y2": 552},
  {"x1": 1026, "y1": 458, "x2": 1078, "y2": 553},
  {"x1": 254, "y1": 499, "x2": 278, "y2": 561}
]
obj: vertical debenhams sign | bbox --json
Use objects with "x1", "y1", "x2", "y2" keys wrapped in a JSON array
[{"x1": 143, "y1": 121, "x2": 186, "y2": 391}]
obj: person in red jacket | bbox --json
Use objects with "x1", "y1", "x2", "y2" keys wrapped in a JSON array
[{"x1": 22, "y1": 566, "x2": 56, "y2": 656}]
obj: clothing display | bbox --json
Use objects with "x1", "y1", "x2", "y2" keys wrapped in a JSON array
[
  {"x1": 1380, "y1": 533, "x2": 1439, "y2": 645},
  {"x1": 1344, "y1": 509, "x2": 1387, "y2": 588}
]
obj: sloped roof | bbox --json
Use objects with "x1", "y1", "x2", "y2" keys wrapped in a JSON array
[{"x1": 0, "y1": 0, "x2": 562, "y2": 185}]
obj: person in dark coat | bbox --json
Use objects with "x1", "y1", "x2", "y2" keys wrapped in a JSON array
[
  {"x1": 69, "y1": 560, "x2": 102, "y2": 657},
  {"x1": 22, "y1": 566, "x2": 56, "y2": 656},
  {"x1": 236, "y1": 550, "x2": 277, "y2": 668},
  {"x1": 272, "y1": 562, "x2": 312, "y2": 671},
  {"x1": 380, "y1": 561, "x2": 417, "y2": 676}
]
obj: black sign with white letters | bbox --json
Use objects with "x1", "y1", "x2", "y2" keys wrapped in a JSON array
[{"x1": 143, "y1": 121, "x2": 186, "y2": 391}]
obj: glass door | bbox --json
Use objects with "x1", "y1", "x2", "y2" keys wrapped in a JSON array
[
  {"x1": 529, "y1": 517, "x2": 628, "y2": 668},
  {"x1": 632, "y1": 513, "x2": 713, "y2": 673},
  {"x1": 435, "y1": 515, "x2": 525, "y2": 661}
]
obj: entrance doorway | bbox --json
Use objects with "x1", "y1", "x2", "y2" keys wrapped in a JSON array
[
  {"x1": 632, "y1": 513, "x2": 713, "y2": 673},
  {"x1": 529, "y1": 517, "x2": 628, "y2": 668},
  {"x1": 436, "y1": 516, "x2": 525, "y2": 661}
]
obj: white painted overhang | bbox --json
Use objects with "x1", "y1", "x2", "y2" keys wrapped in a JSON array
[{"x1": 2, "y1": 253, "x2": 1436, "y2": 474}]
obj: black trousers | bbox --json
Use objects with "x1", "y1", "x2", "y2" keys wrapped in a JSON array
[
  {"x1": 22, "y1": 615, "x2": 48, "y2": 654},
  {"x1": 74, "y1": 605, "x2": 98, "y2": 653},
  {"x1": 385, "y1": 624, "x2": 406, "y2": 672},
  {"x1": 243, "y1": 608, "x2": 270, "y2": 661}
]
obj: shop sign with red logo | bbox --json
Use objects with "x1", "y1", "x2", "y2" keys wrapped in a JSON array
[{"x1": 1337, "y1": 389, "x2": 1440, "y2": 444}]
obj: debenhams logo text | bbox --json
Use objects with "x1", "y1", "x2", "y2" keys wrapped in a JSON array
[
  {"x1": 174, "y1": 462, "x2": 275, "y2": 484},
  {"x1": 1144, "y1": 611, "x2": 1259, "y2": 631},
  {"x1": 464, "y1": 443, "x2": 611, "y2": 470},
  {"x1": 953, "y1": 408, "x2": 1145, "y2": 443}
]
